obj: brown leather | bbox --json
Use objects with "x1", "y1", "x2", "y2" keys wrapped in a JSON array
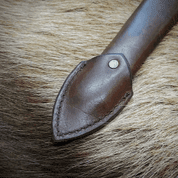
[
  {"x1": 102, "y1": 0, "x2": 178, "y2": 75},
  {"x1": 53, "y1": 54, "x2": 133, "y2": 142},
  {"x1": 52, "y1": 0, "x2": 178, "y2": 142}
]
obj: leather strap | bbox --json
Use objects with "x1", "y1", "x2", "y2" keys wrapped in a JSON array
[
  {"x1": 102, "y1": 0, "x2": 178, "y2": 75},
  {"x1": 52, "y1": 0, "x2": 178, "y2": 143}
]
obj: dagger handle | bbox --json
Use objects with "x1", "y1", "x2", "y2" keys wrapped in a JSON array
[{"x1": 102, "y1": 0, "x2": 178, "y2": 75}]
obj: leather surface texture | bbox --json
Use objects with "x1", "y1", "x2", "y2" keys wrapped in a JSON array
[
  {"x1": 102, "y1": 0, "x2": 178, "y2": 75},
  {"x1": 52, "y1": 53, "x2": 133, "y2": 142}
]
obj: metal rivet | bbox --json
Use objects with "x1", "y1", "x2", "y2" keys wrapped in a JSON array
[{"x1": 108, "y1": 59, "x2": 119, "y2": 69}]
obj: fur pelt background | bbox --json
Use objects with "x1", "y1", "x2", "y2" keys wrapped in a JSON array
[{"x1": 0, "y1": 0, "x2": 178, "y2": 177}]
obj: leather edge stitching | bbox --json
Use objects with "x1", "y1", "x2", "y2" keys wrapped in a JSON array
[{"x1": 56, "y1": 54, "x2": 133, "y2": 138}]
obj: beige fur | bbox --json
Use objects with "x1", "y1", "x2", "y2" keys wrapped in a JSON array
[{"x1": 0, "y1": 0, "x2": 178, "y2": 177}]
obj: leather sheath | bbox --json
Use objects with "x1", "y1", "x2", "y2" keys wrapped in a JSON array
[{"x1": 52, "y1": 0, "x2": 178, "y2": 142}]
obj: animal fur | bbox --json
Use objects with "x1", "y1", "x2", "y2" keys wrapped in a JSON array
[{"x1": 0, "y1": 0, "x2": 178, "y2": 177}]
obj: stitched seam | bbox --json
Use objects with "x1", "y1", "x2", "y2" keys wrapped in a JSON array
[
  {"x1": 56, "y1": 55, "x2": 132, "y2": 137},
  {"x1": 57, "y1": 62, "x2": 87, "y2": 132},
  {"x1": 57, "y1": 90, "x2": 131, "y2": 137}
]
